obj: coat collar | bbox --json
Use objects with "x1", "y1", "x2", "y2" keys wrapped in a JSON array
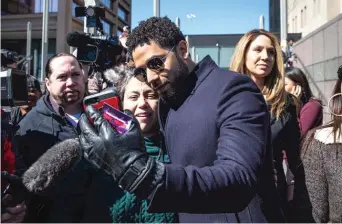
[
  {"x1": 164, "y1": 55, "x2": 218, "y2": 109},
  {"x1": 158, "y1": 55, "x2": 218, "y2": 130}
]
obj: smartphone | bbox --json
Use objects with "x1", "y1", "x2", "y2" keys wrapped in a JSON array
[
  {"x1": 83, "y1": 87, "x2": 120, "y2": 112},
  {"x1": 102, "y1": 103, "x2": 132, "y2": 134}
]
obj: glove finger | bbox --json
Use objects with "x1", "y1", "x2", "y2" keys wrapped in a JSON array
[
  {"x1": 86, "y1": 105, "x2": 120, "y2": 138},
  {"x1": 79, "y1": 113, "x2": 98, "y2": 138}
]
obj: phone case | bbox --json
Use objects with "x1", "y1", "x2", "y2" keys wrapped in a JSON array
[
  {"x1": 102, "y1": 103, "x2": 132, "y2": 134},
  {"x1": 83, "y1": 87, "x2": 120, "y2": 111}
]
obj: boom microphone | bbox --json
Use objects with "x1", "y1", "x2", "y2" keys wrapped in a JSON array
[
  {"x1": 22, "y1": 139, "x2": 82, "y2": 194},
  {"x1": 66, "y1": 31, "x2": 119, "y2": 48}
]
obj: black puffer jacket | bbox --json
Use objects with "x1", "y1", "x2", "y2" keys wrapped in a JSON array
[{"x1": 13, "y1": 94, "x2": 94, "y2": 222}]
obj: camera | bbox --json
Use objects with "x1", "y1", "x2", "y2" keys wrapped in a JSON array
[
  {"x1": 1, "y1": 50, "x2": 28, "y2": 107},
  {"x1": 67, "y1": 6, "x2": 126, "y2": 71}
]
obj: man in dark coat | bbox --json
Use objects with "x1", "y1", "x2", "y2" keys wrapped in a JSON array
[
  {"x1": 12, "y1": 53, "x2": 92, "y2": 222},
  {"x1": 78, "y1": 17, "x2": 285, "y2": 222}
]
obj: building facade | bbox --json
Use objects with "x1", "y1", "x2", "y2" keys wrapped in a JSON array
[
  {"x1": 1, "y1": 0, "x2": 131, "y2": 80},
  {"x1": 292, "y1": 13, "x2": 342, "y2": 123},
  {"x1": 287, "y1": 0, "x2": 342, "y2": 37}
]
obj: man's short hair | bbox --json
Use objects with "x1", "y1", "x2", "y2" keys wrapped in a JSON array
[
  {"x1": 126, "y1": 16, "x2": 185, "y2": 55},
  {"x1": 45, "y1": 52, "x2": 82, "y2": 79}
]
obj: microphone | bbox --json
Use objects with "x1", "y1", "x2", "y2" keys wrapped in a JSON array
[
  {"x1": 22, "y1": 139, "x2": 82, "y2": 194},
  {"x1": 66, "y1": 31, "x2": 120, "y2": 48}
]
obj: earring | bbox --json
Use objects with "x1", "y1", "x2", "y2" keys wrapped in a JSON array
[{"x1": 328, "y1": 93, "x2": 342, "y2": 117}]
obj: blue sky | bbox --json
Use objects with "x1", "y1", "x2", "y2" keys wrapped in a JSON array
[{"x1": 131, "y1": 0, "x2": 270, "y2": 35}]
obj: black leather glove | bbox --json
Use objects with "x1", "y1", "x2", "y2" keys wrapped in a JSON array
[{"x1": 78, "y1": 105, "x2": 165, "y2": 195}]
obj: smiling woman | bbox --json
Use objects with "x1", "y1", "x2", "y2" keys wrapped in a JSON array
[{"x1": 102, "y1": 64, "x2": 177, "y2": 223}]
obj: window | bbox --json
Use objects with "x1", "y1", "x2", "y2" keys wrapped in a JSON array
[
  {"x1": 304, "y1": 6, "x2": 307, "y2": 27},
  {"x1": 101, "y1": 0, "x2": 111, "y2": 8},
  {"x1": 118, "y1": 6, "x2": 128, "y2": 22},
  {"x1": 34, "y1": 0, "x2": 58, "y2": 13},
  {"x1": 317, "y1": 0, "x2": 320, "y2": 14},
  {"x1": 300, "y1": 9, "x2": 303, "y2": 28},
  {"x1": 101, "y1": 20, "x2": 111, "y2": 35}
]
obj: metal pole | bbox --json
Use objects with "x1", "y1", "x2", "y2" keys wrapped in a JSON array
[
  {"x1": 195, "y1": 54, "x2": 199, "y2": 63},
  {"x1": 41, "y1": 0, "x2": 49, "y2": 81},
  {"x1": 192, "y1": 47, "x2": 195, "y2": 61},
  {"x1": 216, "y1": 43, "x2": 220, "y2": 67},
  {"x1": 280, "y1": 0, "x2": 288, "y2": 55},
  {"x1": 259, "y1": 15, "x2": 265, "y2": 29},
  {"x1": 33, "y1": 49, "x2": 38, "y2": 78},
  {"x1": 175, "y1": 17, "x2": 180, "y2": 29},
  {"x1": 26, "y1": 22, "x2": 32, "y2": 75},
  {"x1": 153, "y1": 0, "x2": 160, "y2": 17}
]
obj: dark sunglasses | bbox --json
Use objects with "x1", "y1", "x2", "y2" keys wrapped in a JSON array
[{"x1": 133, "y1": 45, "x2": 176, "y2": 82}]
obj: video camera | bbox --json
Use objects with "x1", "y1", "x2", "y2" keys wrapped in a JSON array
[
  {"x1": 1, "y1": 50, "x2": 28, "y2": 107},
  {"x1": 66, "y1": 5, "x2": 126, "y2": 71}
]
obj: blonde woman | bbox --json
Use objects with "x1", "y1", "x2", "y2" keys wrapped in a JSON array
[{"x1": 230, "y1": 29, "x2": 301, "y2": 219}]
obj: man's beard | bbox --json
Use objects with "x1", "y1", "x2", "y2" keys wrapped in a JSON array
[
  {"x1": 161, "y1": 54, "x2": 189, "y2": 102},
  {"x1": 52, "y1": 90, "x2": 82, "y2": 107}
]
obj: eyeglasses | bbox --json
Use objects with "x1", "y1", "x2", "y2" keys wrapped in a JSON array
[{"x1": 133, "y1": 45, "x2": 176, "y2": 82}]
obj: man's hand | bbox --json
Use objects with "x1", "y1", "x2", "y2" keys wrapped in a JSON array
[{"x1": 78, "y1": 106, "x2": 165, "y2": 194}]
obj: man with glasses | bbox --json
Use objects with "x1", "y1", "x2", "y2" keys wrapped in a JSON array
[{"x1": 78, "y1": 16, "x2": 284, "y2": 222}]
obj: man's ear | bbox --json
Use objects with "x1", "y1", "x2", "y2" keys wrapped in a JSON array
[
  {"x1": 45, "y1": 78, "x2": 51, "y2": 92},
  {"x1": 177, "y1": 40, "x2": 190, "y2": 60}
]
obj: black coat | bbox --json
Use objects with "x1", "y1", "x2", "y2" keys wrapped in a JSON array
[
  {"x1": 12, "y1": 94, "x2": 102, "y2": 222},
  {"x1": 269, "y1": 94, "x2": 300, "y2": 207},
  {"x1": 148, "y1": 56, "x2": 285, "y2": 222}
]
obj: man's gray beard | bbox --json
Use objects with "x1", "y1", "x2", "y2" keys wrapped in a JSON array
[{"x1": 162, "y1": 54, "x2": 189, "y2": 102}]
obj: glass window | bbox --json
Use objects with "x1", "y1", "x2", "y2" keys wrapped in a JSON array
[
  {"x1": 34, "y1": 0, "x2": 58, "y2": 13},
  {"x1": 192, "y1": 46, "x2": 235, "y2": 69},
  {"x1": 118, "y1": 6, "x2": 128, "y2": 21},
  {"x1": 101, "y1": 20, "x2": 111, "y2": 35},
  {"x1": 101, "y1": 0, "x2": 111, "y2": 8},
  {"x1": 2, "y1": 0, "x2": 34, "y2": 14}
]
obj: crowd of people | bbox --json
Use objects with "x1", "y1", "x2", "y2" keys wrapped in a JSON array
[{"x1": 1, "y1": 16, "x2": 341, "y2": 223}]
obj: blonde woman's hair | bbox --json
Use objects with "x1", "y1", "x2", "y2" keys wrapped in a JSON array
[{"x1": 230, "y1": 29, "x2": 286, "y2": 119}]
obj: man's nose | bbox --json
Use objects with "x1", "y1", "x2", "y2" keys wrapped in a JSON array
[
  {"x1": 65, "y1": 76, "x2": 76, "y2": 86},
  {"x1": 146, "y1": 69, "x2": 160, "y2": 87}
]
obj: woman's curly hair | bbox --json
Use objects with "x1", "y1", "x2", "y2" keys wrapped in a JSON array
[{"x1": 126, "y1": 16, "x2": 185, "y2": 55}]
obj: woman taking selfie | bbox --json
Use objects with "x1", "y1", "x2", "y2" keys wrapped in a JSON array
[
  {"x1": 229, "y1": 29, "x2": 301, "y2": 219},
  {"x1": 285, "y1": 67, "x2": 323, "y2": 136},
  {"x1": 100, "y1": 65, "x2": 177, "y2": 223}
]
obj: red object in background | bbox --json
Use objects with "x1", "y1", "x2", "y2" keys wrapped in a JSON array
[
  {"x1": 1, "y1": 108, "x2": 16, "y2": 174},
  {"x1": 2, "y1": 136, "x2": 16, "y2": 174}
]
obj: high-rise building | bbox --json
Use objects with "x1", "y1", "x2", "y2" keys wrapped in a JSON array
[
  {"x1": 287, "y1": 0, "x2": 342, "y2": 37},
  {"x1": 269, "y1": 0, "x2": 281, "y2": 33},
  {"x1": 1, "y1": 0, "x2": 131, "y2": 79}
]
